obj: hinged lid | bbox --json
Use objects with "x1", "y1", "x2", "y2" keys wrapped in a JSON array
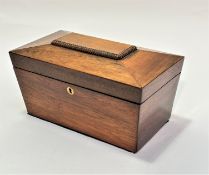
[{"x1": 10, "y1": 30, "x2": 184, "y2": 104}]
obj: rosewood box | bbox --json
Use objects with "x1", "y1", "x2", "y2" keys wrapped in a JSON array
[{"x1": 9, "y1": 31, "x2": 184, "y2": 153}]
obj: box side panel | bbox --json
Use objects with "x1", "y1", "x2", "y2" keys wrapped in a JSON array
[
  {"x1": 14, "y1": 68, "x2": 139, "y2": 152},
  {"x1": 137, "y1": 74, "x2": 180, "y2": 150}
]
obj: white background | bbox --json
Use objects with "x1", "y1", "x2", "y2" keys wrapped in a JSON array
[{"x1": 0, "y1": 0, "x2": 208, "y2": 174}]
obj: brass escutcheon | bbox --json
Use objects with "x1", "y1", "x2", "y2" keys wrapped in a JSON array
[{"x1": 67, "y1": 86, "x2": 74, "y2": 95}]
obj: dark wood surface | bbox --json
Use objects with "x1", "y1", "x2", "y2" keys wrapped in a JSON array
[
  {"x1": 137, "y1": 74, "x2": 180, "y2": 149},
  {"x1": 10, "y1": 31, "x2": 184, "y2": 103},
  {"x1": 10, "y1": 31, "x2": 184, "y2": 152},
  {"x1": 15, "y1": 68, "x2": 139, "y2": 152},
  {"x1": 13, "y1": 67, "x2": 181, "y2": 152},
  {"x1": 10, "y1": 52, "x2": 141, "y2": 103}
]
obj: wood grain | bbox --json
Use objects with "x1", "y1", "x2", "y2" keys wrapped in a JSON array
[
  {"x1": 141, "y1": 59, "x2": 183, "y2": 102},
  {"x1": 10, "y1": 52, "x2": 141, "y2": 103},
  {"x1": 11, "y1": 37, "x2": 183, "y2": 90},
  {"x1": 10, "y1": 41, "x2": 183, "y2": 103},
  {"x1": 121, "y1": 50, "x2": 183, "y2": 87},
  {"x1": 15, "y1": 68, "x2": 139, "y2": 152},
  {"x1": 137, "y1": 74, "x2": 180, "y2": 149},
  {"x1": 9, "y1": 31, "x2": 184, "y2": 152}
]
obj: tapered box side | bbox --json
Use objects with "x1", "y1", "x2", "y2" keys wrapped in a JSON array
[
  {"x1": 9, "y1": 30, "x2": 184, "y2": 153},
  {"x1": 137, "y1": 74, "x2": 180, "y2": 150}
]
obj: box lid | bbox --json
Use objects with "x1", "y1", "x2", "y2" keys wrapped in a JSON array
[{"x1": 10, "y1": 30, "x2": 184, "y2": 104}]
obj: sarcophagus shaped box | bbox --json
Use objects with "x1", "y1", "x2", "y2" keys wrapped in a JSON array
[{"x1": 9, "y1": 31, "x2": 184, "y2": 152}]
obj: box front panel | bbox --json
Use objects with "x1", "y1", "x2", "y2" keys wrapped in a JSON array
[{"x1": 14, "y1": 68, "x2": 139, "y2": 152}]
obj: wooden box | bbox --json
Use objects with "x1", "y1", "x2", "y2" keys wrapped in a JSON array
[{"x1": 9, "y1": 31, "x2": 184, "y2": 153}]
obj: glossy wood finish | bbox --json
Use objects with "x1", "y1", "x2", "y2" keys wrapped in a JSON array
[
  {"x1": 10, "y1": 31, "x2": 184, "y2": 103},
  {"x1": 9, "y1": 31, "x2": 184, "y2": 152},
  {"x1": 13, "y1": 67, "x2": 181, "y2": 152},
  {"x1": 10, "y1": 52, "x2": 141, "y2": 103},
  {"x1": 11, "y1": 44, "x2": 183, "y2": 91},
  {"x1": 140, "y1": 59, "x2": 183, "y2": 102},
  {"x1": 137, "y1": 74, "x2": 180, "y2": 149},
  {"x1": 15, "y1": 68, "x2": 139, "y2": 152}
]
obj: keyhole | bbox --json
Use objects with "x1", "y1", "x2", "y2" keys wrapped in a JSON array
[{"x1": 67, "y1": 87, "x2": 74, "y2": 95}]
